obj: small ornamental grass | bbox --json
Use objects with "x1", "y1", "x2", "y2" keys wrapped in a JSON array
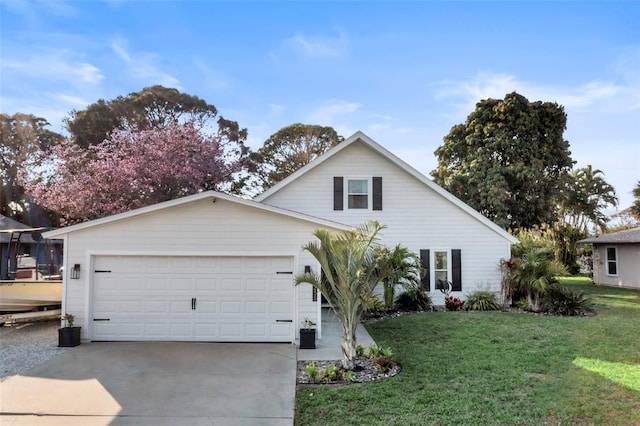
[{"x1": 465, "y1": 290, "x2": 501, "y2": 311}]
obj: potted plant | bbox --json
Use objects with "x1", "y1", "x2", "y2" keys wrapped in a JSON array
[
  {"x1": 299, "y1": 317, "x2": 316, "y2": 349},
  {"x1": 58, "y1": 313, "x2": 81, "y2": 347}
]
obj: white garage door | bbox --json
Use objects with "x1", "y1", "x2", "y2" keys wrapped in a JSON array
[{"x1": 92, "y1": 256, "x2": 295, "y2": 342}]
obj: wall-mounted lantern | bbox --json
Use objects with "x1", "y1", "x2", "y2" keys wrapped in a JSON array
[{"x1": 70, "y1": 264, "x2": 81, "y2": 279}]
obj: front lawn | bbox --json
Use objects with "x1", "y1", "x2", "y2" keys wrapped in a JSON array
[{"x1": 295, "y1": 278, "x2": 640, "y2": 425}]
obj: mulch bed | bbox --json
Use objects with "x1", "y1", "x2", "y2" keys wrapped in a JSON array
[{"x1": 296, "y1": 358, "x2": 401, "y2": 385}]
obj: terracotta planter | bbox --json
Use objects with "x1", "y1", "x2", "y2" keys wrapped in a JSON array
[
  {"x1": 299, "y1": 328, "x2": 316, "y2": 349},
  {"x1": 58, "y1": 327, "x2": 81, "y2": 347}
]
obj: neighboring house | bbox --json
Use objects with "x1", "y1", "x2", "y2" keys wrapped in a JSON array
[
  {"x1": 1, "y1": 215, "x2": 63, "y2": 280},
  {"x1": 43, "y1": 131, "x2": 517, "y2": 344},
  {"x1": 579, "y1": 227, "x2": 640, "y2": 289}
]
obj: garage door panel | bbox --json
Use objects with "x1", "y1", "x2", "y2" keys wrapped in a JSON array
[
  {"x1": 246, "y1": 301, "x2": 266, "y2": 314},
  {"x1": 194, "y1": 278, "x2": 217, "y2": 292},
  {"x1": 195, "y1": 300, "x2": 216, "y2": 313},
  {"x1": 146, "y1": 278, "x2": 171, "y2": 291},
  {"x1": 170, "y1": 300, "x2": 191, "y2": 314},
  {"x1": 170, "y1": 278, "x2": 192, "y2": 291},
  {"x1": 92, "y1": 255, "x2": 294, "y2": 342},
  {"x1": 145, "y1": 300, "x2": 167, "y2": 313},
  {"x1": 246, "y1": 278, "x2": 267, "y2": 291},
  {"x1": 271, "y1": 301, "x2": 292, "y2": 314}
]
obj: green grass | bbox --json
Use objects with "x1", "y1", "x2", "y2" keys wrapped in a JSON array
[{"x1": 295, "y1": 277, "x2": 640, "y2": 425}]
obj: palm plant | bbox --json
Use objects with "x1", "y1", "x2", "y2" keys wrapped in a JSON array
[
  {"x1": 295, "y1": 221, "x2": 391, "y2": 369},
  {"x1": 510, "y1": 247, "x2": 569, "y2": 311},
  {"x1": 375, "y1": 244, "x2": 423, "y2": 309}
]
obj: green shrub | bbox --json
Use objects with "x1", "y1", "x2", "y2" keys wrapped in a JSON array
[
  {"x1": 542, "y1": 284, "x2": 594, "y2": 316},
  {"x1": 320, "y1": 364, "x2": 341, "y2": 382},
  {"x1": 305, "y1": 362, "x2": 318, "y2": 382},
  {"x1": 345, "y1": 370, "x2": 354, "y2": 382},
  {"x1": 465, "y1": 291, "x2": 500, "y2": 311},
  {"x1": 445, "y1": 296, "x2": 465, "y2": 311},
  {"x1": 395, "y1": 288, "x2": 432, "y2": 311},
  {"x1": 362, "y1": 294, "x2": 387, "y2": 313}
]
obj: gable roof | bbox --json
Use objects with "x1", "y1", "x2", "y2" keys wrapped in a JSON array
[
  {"x1": 43, "y1": 190, "x2": 351, "y2": 239},
  {"x1": 255, "y1": 131, "x2": 518, "y2": 244},
  {"x1": 579, "y1": 227, "x2": 640, "y2": 244},
  {"x1": 0, "y1": 215, "x2": 46, "y2": 244}
]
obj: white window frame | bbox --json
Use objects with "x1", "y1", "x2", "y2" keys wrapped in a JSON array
[
  {"x1": 605, "y1": 246, "x2": 618, "y2": 276},
  {"x1": 432, "y1": 250, "x2": 451, "y2": 291},
  {"x1": 345, "y1": 177, "x2": 371, "y2": 210}
]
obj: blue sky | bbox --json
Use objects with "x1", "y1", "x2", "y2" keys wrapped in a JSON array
[{"x1": 1, "y1": 0, "x2": 639, "y2": 210}]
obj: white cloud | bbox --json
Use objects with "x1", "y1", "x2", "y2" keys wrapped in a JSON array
[
  {"x1": 434, "y1": 72, "x2": 630, "y2": 114},
  {"x1": 1, "y1": 49, "x2": 104, "y2": 85},
  {"x1": 284, "y1": 31, "x2": 348, "y2": 59},
  {"x1": 306, "y1": 100, "x2": 360, "y2": 125},
  {"x1": 110, "y1": 37, "x2": 181, "y2": 89}
]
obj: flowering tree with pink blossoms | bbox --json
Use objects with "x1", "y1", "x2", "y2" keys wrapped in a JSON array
[{"x1": 23, "y1": 123, "x2": 243, "y2": 226}]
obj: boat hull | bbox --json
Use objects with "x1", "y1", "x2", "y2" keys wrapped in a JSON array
[{"x1": 0, "y1": 280, "x2": 62, "y2": 312}]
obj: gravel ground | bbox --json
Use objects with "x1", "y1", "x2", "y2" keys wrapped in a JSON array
[{"x1": 0, "y1": 320, "x2": 65, "y2": 381}]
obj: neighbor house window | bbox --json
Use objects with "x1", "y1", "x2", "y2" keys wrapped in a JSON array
[
  {"x1": 606, "y1": 247, "x2": 618, "y2": 276},
  {"x1": 347, "y1": 179, "x2": 368, "y2": 209}
]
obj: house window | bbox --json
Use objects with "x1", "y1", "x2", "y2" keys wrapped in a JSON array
[
  {"x1": 434, "y1": 251, "x2": 449, "y2": 290},
  {"x1": 347, "y1": 179, "x2": 368, "y2": 209},
  {"x1": 420, "y1": 249, "x2": 462, "y2": 292},
  {"x1": 606, "y1": 247, "x2": 618, "y2": 276}
]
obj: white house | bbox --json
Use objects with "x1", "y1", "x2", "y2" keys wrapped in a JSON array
[
  {"x1": 579, "y1": 227, "x2": 640, "y2": 289},
  {"x1": 44, "y1": 131, "x2": 517, "y2": 344}
]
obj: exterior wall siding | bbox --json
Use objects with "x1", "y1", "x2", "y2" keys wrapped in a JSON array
[
  {"x1": 592, "y1": 244, "x2": 640, "y2": 289},
  {"x1": 62, "y1": 198, "x2": 336, "y2": 341},
  {"x1": 261, "y1": 141, "x2": 512, "y2": 305}
]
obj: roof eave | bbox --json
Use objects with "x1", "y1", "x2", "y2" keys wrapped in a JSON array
[{"x1": 43, "y1": 191, "x2": 351, "y2": 239}]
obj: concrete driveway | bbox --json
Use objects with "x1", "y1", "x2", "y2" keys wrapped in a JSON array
[{"x1": 0, "y1": 342, "x2": 296, "y2": 425}]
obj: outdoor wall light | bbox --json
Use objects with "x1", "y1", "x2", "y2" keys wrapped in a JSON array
[{"x1": 70, "y1": 264, "x2": 80, "y2": 279}]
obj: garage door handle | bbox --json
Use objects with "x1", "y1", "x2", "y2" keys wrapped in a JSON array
[
  {"x1": 94, "y1": 318, "x2": 110, "y2": 321},
  {"x1": 276, "y1": 319, "x2": 293, "y2": 323},
  {"x1": 191, "y1": 298, "x2": 196, "y2": 310}
]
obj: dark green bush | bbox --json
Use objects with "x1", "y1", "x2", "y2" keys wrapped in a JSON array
[
  {"x1": 395, "y1": 288, "x2": 432, "y2": 311},
  {"x1": 465, "y1": 291, "x2": 501, "y2": 311},
  {"x1": 542, "y1": 284, "x2": 594, "y2": 316}
]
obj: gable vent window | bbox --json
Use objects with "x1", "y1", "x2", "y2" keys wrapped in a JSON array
[
  {"x1": 334, "y1": 176, "x2": 383, "y2": 211},
  {"x1": 348, "y1": 179, "x2": 368, "y2": 209}
]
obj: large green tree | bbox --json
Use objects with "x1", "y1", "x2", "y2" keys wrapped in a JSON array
[
  {"x1": 432, "y1": 92, "x2": 574, "y2": 231},
  {"x1": 631, "y1": 181, "x2": 640, "y2": 220},
  {"x1": 65, "y1": 85, "x2": 247, "y2": 149},
  {"x1": 0, "y1": 113, "x2": 64, "y2": 224},
  {"x1": 557, "y1": 165, "x2": 617, "y2": 233},
  {"x1": 295, "y1": 221, "x2": 390, "y2": 369},
  {"x1": 553, "y1": 165, "x2": 617, "y2": 272},
  {"x1": 246, "y1": 123, "x2": 343, "y2": 194}
]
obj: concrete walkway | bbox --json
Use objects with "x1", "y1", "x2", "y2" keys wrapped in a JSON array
[
  {"x1": 297, "y1": 308, "x2": 377, "y2": 362},
  {"x1": 0, "y1": 342, "x2": 296, "y2": 426}
]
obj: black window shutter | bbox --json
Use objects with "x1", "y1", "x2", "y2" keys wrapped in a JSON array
[
  {"x1": 420, "y1": 249, "x2": 430, "y2": 291},
  {"x1": 372, "y1": 176, "x2": 383, "y2": 211},
  {"x1": 333, "y1": 177, "x2": 343, "y2": 210},
  {"x1": 452, "y1": 249, "x2": 462, "y2": 291}
]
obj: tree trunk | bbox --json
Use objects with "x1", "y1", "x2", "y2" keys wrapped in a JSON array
[{"x1": 340, "y1": 319, "x2": 357, "y2": 370}]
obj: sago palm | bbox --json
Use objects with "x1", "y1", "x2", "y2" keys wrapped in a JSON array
[{"x1": 295, "y1": 220, "x2": 390, "y2": 369}]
